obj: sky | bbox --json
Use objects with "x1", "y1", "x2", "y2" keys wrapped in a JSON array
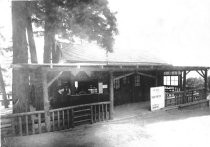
[
  {"x1": 0, "y1": 0, "x2": 210, "y2": 66},
  {"x1": 108, "y1": 0, "x2": 210, "y2": 66}
]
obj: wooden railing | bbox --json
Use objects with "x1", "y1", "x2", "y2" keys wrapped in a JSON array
[
  {"x1": 1, "y1": 101, "x2": 111, "y2": 136},
  {"x1": 165, "y1": 88, "x2": 206, "y2": 107}
]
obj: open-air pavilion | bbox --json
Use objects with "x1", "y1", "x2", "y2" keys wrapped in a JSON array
[
  {"x1": 3, "y1": 60, "x2": 208, "y2": 136},
  {"x1": 1, "y1": 44, "x2": 210, "y2": 136}
]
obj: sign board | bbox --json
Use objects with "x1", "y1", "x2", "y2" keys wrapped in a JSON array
[
  {"x1": 150, "y1": 86, "x2": 165, "y2": 111},
  {"x1": 102, "y1": 84, "x2": 108, "y2": 88},
  {"x1": 98, "y1": 82, "x2": 103, "y2": 94}
]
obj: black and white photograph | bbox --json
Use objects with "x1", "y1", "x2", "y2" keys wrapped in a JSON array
[{"x1": 0, "y1": 0, "x2": 210, "y2": 147}]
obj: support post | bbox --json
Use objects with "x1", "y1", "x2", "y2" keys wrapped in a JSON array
[
  {"x1": 155, "y1": 71, "x2": 158, "y2": 87},
  {"x1": 183, "y1": 71, "x2": 187, "y2": 103},
  {"x1": 183, "y1": 71, "x2": 186, "y2": 91},
  {"x1": 109, "y1": 71, "x2": 114, "y2": 120},
  {"x1": 42, "y1": 69, "x2": 51, "y2": 132},
  {"x1": 204, "y1": 69, "x2": 208, "y2": 99}
]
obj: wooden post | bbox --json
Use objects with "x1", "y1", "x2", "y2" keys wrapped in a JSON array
[
  {"x1": 179, "y1": 74, "x2": 182, "y2": 91},
  {"x1": 131, "y1": 74, "x2": 135, "y2": 102},
  {"x1": 183, "y1": 71, "x2": 187, "y2": 103},
  {"x1": 204, "y1": 69, "x2": 208, "y2": 99},
  {"x1": 109, "y1": 71, "x2": 114, "y2": 120},
  {"x1": 42, "y1": 69, "x2": 51, "y2": 132},
  {"x1": 155, "y1": 71, "x2": 158, "y2": 87},
  {"x1": 183, "y1": 71, "x2": 186, "y2": 91}
]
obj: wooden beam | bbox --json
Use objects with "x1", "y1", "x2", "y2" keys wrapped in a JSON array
[
  {"x1": 42, "y1": 69, "x2": 50, "y2": 132},
  {"x1": 186, "y1": 71, "x2": 190, "y2": 75},
  {"x1": 204, "y1": 69, "x2": 208, "y2": 99},
  {"x1": 47, "y1": 71, "x2": 63, "y2": 88},
  {"x1": 155, "y1": 71, "x2": 158, "y2": 86},
  {"x1": 114, "y1": 72, "x2": 134, "y2": 81},
  {"x1": 201, "y1": 70, "x2": 205, "y2": 76},
  {"x1": 183, "y1": 71, "x2": 186, "y2": 91},
  {"x1": 196, "y1": 70, "x2": 204, "y2": 78},
  {"x1": 137, "y1": 72, "x2": 156, "y2": 79},
  {"x1": 109, "y1": 71, "x2": 114, "y2": 120}
]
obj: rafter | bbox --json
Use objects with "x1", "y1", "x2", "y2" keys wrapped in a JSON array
[
  {"x1": 196, "y1": 70, "x2": 204, "y2": 78},
  {"x1": 114, "y1": 72, "x2": 134, "y2": 80},
  {"x1": 47, "y1": 71, "x2": 63, "y2": 88},
  {"x1": 137, "y1": 72, "x2": 156, "y2": 79}
]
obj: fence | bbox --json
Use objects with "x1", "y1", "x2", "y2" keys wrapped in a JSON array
[
  {"x1": 1, "y1": 101, "x2": 111, "y2": 136},
  {"x1": 165, "y1": 88, "x2": 206, "y2": 107}
]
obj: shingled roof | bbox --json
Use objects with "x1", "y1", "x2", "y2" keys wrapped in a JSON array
[{"x1": 59, "y1": 42, "x2": 168, "y2": 66}]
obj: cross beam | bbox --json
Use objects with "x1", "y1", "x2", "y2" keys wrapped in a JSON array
[{"x1": 47, "y1": 71, "x2": 63, "y2": 88}]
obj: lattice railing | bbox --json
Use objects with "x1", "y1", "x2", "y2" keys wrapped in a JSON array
[
  {"x1": 1, "y1": 101, "x2": 111, "y2": 136},
  {"x1": 165, "y1": 88, "x2": 206, "y2": 107}
]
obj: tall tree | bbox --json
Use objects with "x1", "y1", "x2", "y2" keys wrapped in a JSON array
[
  {"x1": 11, "y1": 0, "x2": 118, "y2": 112},
  {"x1": 12, "y1": 1, "x2": 40, "y2": 112},
  {"x1": 26, "y1": 2, "x2": 38, "y2": 63},
  {"x1": 32, "y1": 0, "x2": 118, "y2": 63},
  {"x1": 12, "y1": 1, "x2": 29, "y2": 113}
]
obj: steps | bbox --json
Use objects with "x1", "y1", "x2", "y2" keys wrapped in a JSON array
[{"x1": 72, "y1": 106, "x2": 92, "y2": 126}]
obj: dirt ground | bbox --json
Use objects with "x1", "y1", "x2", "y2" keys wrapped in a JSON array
[{"x1": 2, "y1": 106, "x2": 210, "y2": 147}]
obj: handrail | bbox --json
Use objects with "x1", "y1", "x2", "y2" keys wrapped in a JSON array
[
  {"x1": 1, "y1": 101, "x2": 111, "y2": 137},
  {"x1": 165, "y1": 88, "x2": 205, "y2": 95},
  {"x1": 1, "y1": 110, "x2": 45, "y2": 118},
  {"x1": 50, "y1": 101, "x2": 111, "y2": 112},
  {"x1": 1, "y1": 101, "x2": 111, "y2": 118},
  {"x1": 165, "y1": 88, "x2": 206, "y2": 107}
]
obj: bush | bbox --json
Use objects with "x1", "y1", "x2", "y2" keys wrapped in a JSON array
[{"x1": 186, "y1": 77, "x2": 204, "y2": 89}]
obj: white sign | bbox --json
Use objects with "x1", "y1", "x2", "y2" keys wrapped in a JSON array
[
  {"x1": 150, "y1": 86, "x2": 165, "y2": 111},
  {"x1": 98, "y1": 82, "x2": 103, "y2": 94},
  {"x1": 102, "y1": 84, "x2": 108, "y2": 88}
]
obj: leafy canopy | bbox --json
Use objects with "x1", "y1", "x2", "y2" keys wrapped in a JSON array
[{"x1": 31, "y1": 0, "x2": 118, "y2": 52}]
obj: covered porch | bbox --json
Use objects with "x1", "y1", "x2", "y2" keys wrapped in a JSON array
[{"x1": 2, "y1": 63, "x2": 209, "y2": 137}]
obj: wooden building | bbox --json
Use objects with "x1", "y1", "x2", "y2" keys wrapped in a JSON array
[{"x1": 4, "y1": 44, "x2": 209, "y2": 136}]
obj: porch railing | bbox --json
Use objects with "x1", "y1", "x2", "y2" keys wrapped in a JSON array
[
  {"x1": 165, "y1": 88, "x2": 206, "y2": 107},
  {"x1": 1, "y1": 101, "x2": 111, "y2": 136}
]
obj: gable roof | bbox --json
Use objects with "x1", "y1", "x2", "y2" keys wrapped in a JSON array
[{"x1": 59, "y1": 42, "x2": 169, "y2": 66}]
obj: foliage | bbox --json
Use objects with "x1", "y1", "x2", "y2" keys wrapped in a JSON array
[
  {"x1": 186, "y1": 77, "x2": 204, "y2": 89},
  {"x1": 31, "y1": 0, "x2": 118, "y2": 52}
]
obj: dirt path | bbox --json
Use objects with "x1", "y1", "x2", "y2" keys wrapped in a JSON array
[{"x1": 3, "y1": 107, "x2": 210, "y2": 147}]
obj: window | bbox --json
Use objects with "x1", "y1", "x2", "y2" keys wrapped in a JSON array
[
  {"x1": 134, "y1": 75, "x2": 140, "y2": 87},
  {"x1": 171, "y1": 76, "x2": 178, "y2": 85},
  {"x1": 164, "y1": 71, "x2": 181, "y2": 76},
  {"x1": 114, "y1": 79, "x2": 120, "y2": 89},
  {"x1": 164, "y1": 76, "x2": 178, "y2": 86}
]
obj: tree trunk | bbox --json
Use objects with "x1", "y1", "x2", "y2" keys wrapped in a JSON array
[
  {"x1": 43, "y1": 1, "x2": 55, "y2": 64},
  {"x1": 26, "y1": 7, "x2": 38, "y2": 63},
  {"x1": 44, "y1": 22, "x2": 55, "y2": 63},
  {"x1": 0, "y1": 66, "x2": 9, "y2": 108},
  {"x1": 12, "y1": 1, "x2": 29, "y2": 113}
]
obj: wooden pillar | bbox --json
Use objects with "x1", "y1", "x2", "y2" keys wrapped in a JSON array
[
  {"x1": 42, "y1": 69, "x2": 51, "y2": 132},
  {"x1": 179, "y1": 74, "x2": 182, "y2": 91},
  {"x1": 183, "y1": 71, "x2": 187, "y2": 103},
  {"x1": 109, "y1": 71, "x2": 114, "y2": 120},
  {"x1": 204, "y1": 69, "x2": 208, "y2": 99},
  {"x1": 155, "y1": 71, "x2": 158, "y2": 87},
  {"x1": 131, "y1": 74, "x2": 135, "y2": 102},
  {"x1": 183, "y1": 71, "x2": 186, "y2": 91}
]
